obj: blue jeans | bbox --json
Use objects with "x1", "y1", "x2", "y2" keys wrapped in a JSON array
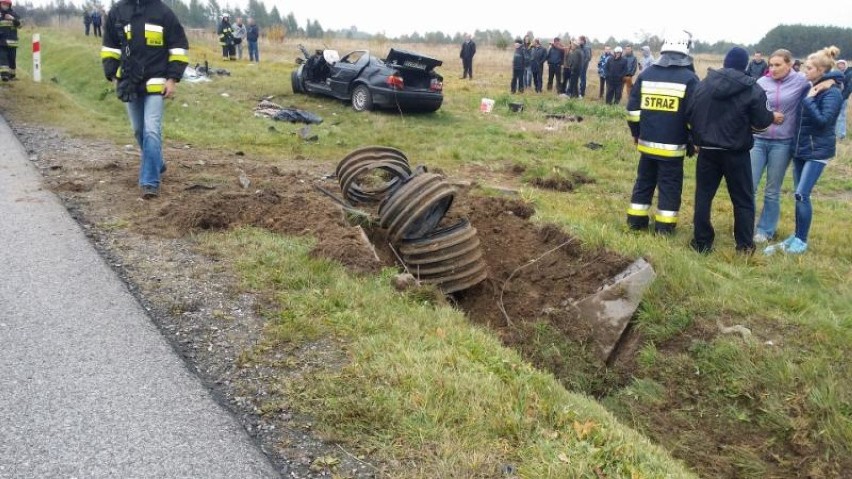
[
  {"x1": 791, "y1": 158, "x2": 826, "y2": 242},
  {"x1": 836, "y1": 98, "x2": 847, "y2": 139},
  {"x1": 126, "y1": 94, "x2": 164, "y2": 187},
  {"x1": 750, "y1": 137, "x2": 792, "y2": 238},
  {"x1": 248, "y1": 41, "x2": 259, "y2": 62}
]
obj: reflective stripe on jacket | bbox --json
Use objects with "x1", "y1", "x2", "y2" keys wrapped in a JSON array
[{"x1": 626, "y1": 63, "x2": 699, "y2": 159}]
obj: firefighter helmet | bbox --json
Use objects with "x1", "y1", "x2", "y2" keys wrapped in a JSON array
[
  {"x1": 661, "y1": 30, "x2": 693, "y2": 55},
  {"x1": 0, "y1": 0, "x2": 12, "y2": 6}
]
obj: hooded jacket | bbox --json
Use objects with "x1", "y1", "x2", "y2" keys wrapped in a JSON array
[
  {"x1": 754, "y1": 70, "x2": 809, "y2": 140},
  {"x1": 686, "y1": 68, "x2": 774, "y2": 151},
  {"x1": 101, "y1": 0, "x2": 189, "y2": 94},
  {"x1": 794, "y1": 70, "x2": 844, "y2": 161}
]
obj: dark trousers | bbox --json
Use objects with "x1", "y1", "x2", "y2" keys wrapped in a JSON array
[
  {"x1": 462, "y1": 58, "x2": 473, "y2": 79},
  {"x1": 567, "y1": 72, "x2": 580, "y2": 97},
  {"x1": 511, "y1": 67, "x2": 524, "y2": 93},
  {"x1": 0, "y1": 47, "x2": 16, "y2": 80},
  {"x1": 547, "y1": 63, "x2": 562, "y2": 91},
  {"x1": 532, "y1": 68, "x2": 543, "y2": 92},
  {"x1": 579, "y1": 64, "x2": 588, "y2": 96},
  {"x1": 560, "y1": 68, "x2": 571, "y2": 93},
  {"x1": 222, "y1": 44, "x2": 236, "y2": 60},
  {"x1": 693, "y1": 149, "x2": 755, "y2": 251},
  {"x1": 599, "y1": 76, "x2": 606, "y2": 98},
  {"x1": 85, "y1": 23, "x2": 91, "y2": 36},
  {"x1": 605, "y1": 77, "x2": 624, "y2": 104},
  {"x1": 93, "y1": 24, "x2": 102, "y2": 37},
  {"x1": 628, "y1": 155, "x2": 684, "y2": 233}
]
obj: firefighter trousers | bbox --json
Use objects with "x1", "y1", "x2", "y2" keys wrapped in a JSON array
[{"x1": 627, "y1": 155, "x2": 684, "y2": 234}]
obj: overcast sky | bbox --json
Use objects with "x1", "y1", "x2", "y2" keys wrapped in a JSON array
[{"x1": 249, "y1": 0, "x2": 850, "y2": 45}]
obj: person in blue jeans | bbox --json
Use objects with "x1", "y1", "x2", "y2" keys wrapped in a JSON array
[
  {"x1": 750, "y1": 49, "x2": 809, "y2": 244},
  {"x1": 246, "y1": 17, "x2": 259, "y2": 62},
  {"x1": 834, "y1": 59, "x2": 850, "y2": 139},
  {"x1": 765, "y1": 46, "x2": 844, "y2": 255},
  {"x1": 101, "y1": 0, "x2": 189, "y2": 199}
]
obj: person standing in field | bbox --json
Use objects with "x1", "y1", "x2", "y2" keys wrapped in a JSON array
[
  {"x1": 764, "y1": 46, "x2": 845, "y2": 255},
  {"x1": 746, "y1": 51, "x2": 768, "y2": 78},
  {"x1": 686, "y1": 47, "x2": 774, "y2": 253},
  {"x1": 624, "y1": 32, "x2": 699, "y2": 236},
  {"x1": 218, "y1": 13, "x2": 235, "y2": 61},
  {"x1": 639, "y1": 45, "x2": 655, "y2": 73},
  {"x1": 511, "y1": 38, "x2": 526, "y2": 94},
  {"x1": 597, "y1": 45, "x2": 612, "y2": 99},
  {"x1": 834, "y1": 59, "x2": 850, "y2": 139},
  {"x1": 566, "y1": 39, "x2": 584, "y2": 97},
  {"x1": 546, "y1": 37, "x2": 565, "y2": 92},
  {"x1": 232, "y1": 16, "x2": 246, "y2": 60},
  {"x1": 604, "y1": 46, "x2": 628, "y2": 104},
  {"x1": 83, "y1": 9, "x2": 92, "y2": 36},
  {"x1": 101, "y1": 0, "x2": 189, "y2": 199},
  {"x1": 91, "y1": 8, "x2": 102, "y2": 38},
  {"x1": 246, "y1": 17, "x2": 260, "y2": 63},
  {"x1": 0, "y1": 0, "x2": 21, "y2": 82},
  {"x1": 459, "y1": 33, "x2": 476, "y2": 79},
  {"x1": 523, "y1": 35, "x2": 533, "y2": 88},
  {"x1": 750, "y1": 49, "x2": 810, "y2": 245},
  {"x1": 530, "y1": 38, "x2": 547, "y2": 93},
  {"x1": 578, "y1": 35, "x2": 592, "y2": 97},
  {"x1": 622, "y1": 45, "x2": 638, "y2": 100}
]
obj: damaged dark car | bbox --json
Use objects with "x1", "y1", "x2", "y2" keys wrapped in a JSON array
[{"x1": 292, "y1": 46, "x2": 444, "y2": 113}]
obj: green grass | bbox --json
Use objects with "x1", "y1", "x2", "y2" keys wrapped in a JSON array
[{"x1": 4, "y1": 26, "x2": 851, "y2": 478}]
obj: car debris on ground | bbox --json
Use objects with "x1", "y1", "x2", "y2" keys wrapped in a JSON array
[{"x1": 253, "y1": 100, "x2": 323, "y2": 124}]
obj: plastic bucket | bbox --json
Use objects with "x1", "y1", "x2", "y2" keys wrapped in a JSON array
[{"x1": 480, "y1": 98, "x2": 495, "y2": 113}]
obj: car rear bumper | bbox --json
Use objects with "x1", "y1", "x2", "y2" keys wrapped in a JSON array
[{"x1": 371, "y1": 88, "x2": 443, "y2": 111}]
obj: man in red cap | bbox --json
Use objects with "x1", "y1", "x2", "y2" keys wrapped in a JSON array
[{"x1": 0, "y1": 0, "x2": 21, "y2": 81}]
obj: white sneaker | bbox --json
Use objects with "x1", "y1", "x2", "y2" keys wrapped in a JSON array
[{"x1": 753, "y1": 233, "x2": 769, "y2": 244}]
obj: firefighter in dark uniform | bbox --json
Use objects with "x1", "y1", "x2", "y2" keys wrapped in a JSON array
[
  {"x1": 101, "y1": 0, "x2": 189, "y2": 198},
  {"x1": 0, "y1": 0, "x2": 21, "y2": 82},
  {"x1": 625, "y1": 31, "x2": 700, "y2": 234},
  {"x1": 218, "y1": 13, "x2": 235, "y2": 61}
]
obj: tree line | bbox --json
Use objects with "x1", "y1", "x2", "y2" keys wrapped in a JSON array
[{"x1": 15, "y1": 1, "x2": 852, "y2": 56}]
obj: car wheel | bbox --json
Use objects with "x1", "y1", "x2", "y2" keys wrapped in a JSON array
[
  {"x1": 291, "y1": 70, "x2": 303, "y2": 94},
  {"x1": 351, "y1": 85, "x2": 373, "y2": 112}
]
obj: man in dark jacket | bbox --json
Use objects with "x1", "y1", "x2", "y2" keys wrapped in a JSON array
[
  {"x1": 622, "y1": 45, "x2": 638, "y2": 100},
  {"x1": 218, "y1": 13, "x2": 235, "y2": 60},
  {"x1": 546, "y1": 37, "x2": 565, "y2": 92},
  {"x1": 604, "y1": 46, "x2": 628, "y2": 104},
  {"x1": 0, "y1": 0, "x2": 20, "y2": 81},
  {"x1": 530, "y1": 38, "x2": 547, "y2": 92},
  {"x1": 578, "y1": 35, "x2": 592, "y2": 97},
  {"x1": 745, "y1": 51, "x2": 768, "y2": 79},
  {"x1": 101, "y1": 0, "x2": 189, "y2": 198},
  {"x1": 686, "y1": 47, "x2": 774, "y2": 253},
  {"x1": 460, "y1": 33, "x2": 476, "y2": 79},
  {"x1": 566, "y1": 39, "x2": 584, "y2": 97},
  {"x1": 511, "y1": 38, "x2": 526, "y2": 93},
  {"x1": 625, "y1": 32, "x2": 699, "y2": 235},
  {"x1": 835, "y1": 58, "x2": 850, "y2": 139}
]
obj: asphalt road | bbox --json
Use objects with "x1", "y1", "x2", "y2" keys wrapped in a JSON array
[{"x1": 0, "y1": 115, "x2": 279, "y2": 478}]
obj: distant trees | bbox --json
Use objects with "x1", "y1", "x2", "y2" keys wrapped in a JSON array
[
  {"x1": 14, "y1": 2, "x2": 852, "y2": 54},
  {"x1": 756, "y1": 24, "x2": 852, "y2": 58}
]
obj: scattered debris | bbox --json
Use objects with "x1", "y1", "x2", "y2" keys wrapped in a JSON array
[
  {"x1": 718, "y1": 321, "x2": 753, "y2": 340},
  {"x1": 509, "y1": 102, "x2": 524, "y2": 113},
  {"x1": 237, "y1": 169, "x2": 250, "y2": 189},
  {"x1": 298, "y1": 126, "x2": 318, "y2": 142},
  {"x1": 254, "y1": 100, "x2": 323, "y2": 124},
  {"x1": 546, "y1": 114, "x2": 583, "y2": 122},
  {"x1": 184, "y1": 183, "x2": 216, "y2": 191},
  {"x1": 585, "y1": 142, "x2": 604, "y2": 150}
]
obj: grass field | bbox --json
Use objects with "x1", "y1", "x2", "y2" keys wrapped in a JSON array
[{"x1": 2, "y1": 23, "x2": 850, "y2": 478}]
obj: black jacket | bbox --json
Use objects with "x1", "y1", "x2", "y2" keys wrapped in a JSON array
[
  {"x1": 745, "y1": 59, "x2": 768, "y2": 79},
  {"x1": 460, "y1": 40, "x2": 476, "y2": 60},
  {"x1": 0, "y1": 6, "x2": 21, "y2": 47},
  {"x1": 604, "y1": 55, "x2": 628, "y2": 80},
  {"x1": 101, "y1": 0, "x2": 189, "y2": 93},
  {"x1": 686, "y1": 68, "x2": 774, "y2": 152}
]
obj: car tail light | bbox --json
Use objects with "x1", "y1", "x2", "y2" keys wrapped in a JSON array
[
  {"x1": 430, "y1": 78, "x2": 443, "y2": 92},
  {"x1": 386, "y1": 75, "x2": 404, "y2": 90}
]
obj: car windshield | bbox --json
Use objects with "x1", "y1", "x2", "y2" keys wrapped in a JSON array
[{"x1": 340, "y1": 51, "x2": 367, "y2": 65}]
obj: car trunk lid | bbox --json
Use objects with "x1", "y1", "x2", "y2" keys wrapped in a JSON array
[{"x1": 384, "y1": 49, "x2": 443, "y2": 91}]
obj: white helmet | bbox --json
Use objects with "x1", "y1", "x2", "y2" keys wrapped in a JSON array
[
  {"x1": 661, "y1": 30, "x2": 693, "y2": 55},
  {"x1": 613, "y1": 46, "x2": 623, "y2": 53}
]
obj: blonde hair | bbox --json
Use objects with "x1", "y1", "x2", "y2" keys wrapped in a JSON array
[
  {"x1": 770, "y1": 49, "x2": 794, "y2": 64},
  {"x1": 807, "y1": 45, "x2": 841, "y2": 74}
]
